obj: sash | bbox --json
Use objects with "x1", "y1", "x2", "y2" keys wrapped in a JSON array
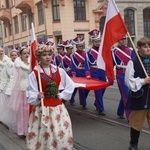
[
  {"x1": 74, "y1": 51, "x2": 85, "y2": 64},
  {"x1": 57, "y1": 54, "x2": 63, "y2": 63},
  {"x1": 90, "y1": 48, "x2": 98, "y2": 60},
  {"x1": 64, "y1": 55, "x2": 71, "y2": 67},
  {"x1": 115, "y1": 47, "x2": 131, "y2": 65}
]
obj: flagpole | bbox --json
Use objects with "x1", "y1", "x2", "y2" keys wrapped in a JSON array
[
  {"x1": 36, "y1": 61, "x2": 45, "y2": 116},
  {"x1": 30, "y1": 22, "x2": 45, "y2": 116},
  {"x1": 127, "y1": 32, "x2": 148, "y2": 77}
]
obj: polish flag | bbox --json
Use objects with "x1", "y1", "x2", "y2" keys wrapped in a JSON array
[
  {"x1": 97, "y1": 0, "x2": 128, "y2": 81},
  {"x1": 30, "y1": 22, "x2": 37, "y2": 71}
]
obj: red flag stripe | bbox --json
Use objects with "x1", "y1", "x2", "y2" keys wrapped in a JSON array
[
  {"x1": 97, "y1": 0, "x2": 128, "y2": 81},
  {"x1": 30, "y1": 23, "x2": 37, "y2": 71}
]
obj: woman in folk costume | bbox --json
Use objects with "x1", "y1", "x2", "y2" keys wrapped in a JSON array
[
  {"x1": 0, "y1": 49, "x2": 18, "y2": 123},
  {"x1": 0, "y1": 46, "x2": 10, "y2": 105},
  {"x1": 5, "y1": 46, "x2": 30, "y2": 136},
  {"x1": 26, "y1": 43, "x2": 75, "y2": 150}
]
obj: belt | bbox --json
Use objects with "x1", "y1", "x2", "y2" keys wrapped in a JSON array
[
  {"x1": 76, "y1": 67, "x2": 84, "y2": 70},
  {"x1": 116, "y1": 69, "x2": 125, "y2": 74}
]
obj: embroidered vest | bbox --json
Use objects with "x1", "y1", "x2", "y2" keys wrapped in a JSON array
[
  {"x1": 34, "y1": 67, "x2": 62, "y2": 106},
  {"x1": 126, "y1": 56, "x2": 150, "y2": 110}
]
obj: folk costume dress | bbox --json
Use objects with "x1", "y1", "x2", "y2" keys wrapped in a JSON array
[
  {"x1": 26, "y1": 64, "x2": 75, "y2": 150},
  {"x1": 85, "y1": 46, "x2": 106, "y2": 112},
  {"x1": 0, "y1": 55, "x2": 10, "y2": 106},
  {"x1": 112, "y1": 46, "x2": 135, "y2": 119},
  {"x1": 0, "y1": 58, "x2": 16, "y2": 123},
  {"x1": 6, "y1": 57, "x2": 30, "y2": 135}
]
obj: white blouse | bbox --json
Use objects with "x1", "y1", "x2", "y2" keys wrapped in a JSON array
[
  {"x1": 26, "y1": 65, "x2": 75, "y2": 106},
  {"x1": 125, "y1": 60, "x2": 145, "y2": 92}
]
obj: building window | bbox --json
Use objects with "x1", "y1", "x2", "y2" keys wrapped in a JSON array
[
  {"x1": 52, "y1": 0, "x2": 60, "y2": 21},
  {"x1": 124, "y1": 9, "x2": 135, "y2": 35},
  {"x1": 8, "y1": 21, "x2": 12, "y2": 36},
  {"x1": 15, "y1": 43, "x2": 20, "y2": 49},
  {"x1": 74, "y1": 0, "x2": 86, "y2": 20},
  {"x1": 37, "y1": 2, "x2": 44, "y2": 25},
  {"x1": 14, "y1": 16, "x2": 19, "y2": 34},
  {"x1": 21, "y1": 42, "x2": 27, "y2": 47},
  {"x1": 100, "y1": 16, "x2": 106, "y2": 34},
  {"x1": 143, "y1": 8, "x2": 150, "y2": 38},
  {"x1": 21, "y1": 14, "x2": 27, "y2": 31},
  {"x1": 77, "y1": 34, "x2": 84, "y2": 39},
  {"x1": 56, "y1": 35, "x2": 62, "y2": 45},
  {"x1": 5, "y1": 0, "x2": 9, "y2": 8},
  {"x1": 4, "y1": 26, "x2": 7, "y2": 37},
  {"x1": 28, "y1": 9, "x2": 34, "y2": 29}
]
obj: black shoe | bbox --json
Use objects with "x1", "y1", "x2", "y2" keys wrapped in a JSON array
[
  {"x1": 18, "y1": 135, "x2": 26, "y2": 139},
  {"x1": 70, "y1": 102, "x2": 75, "y2": 106},
  {"x1": 99, "y1": 111, "x2": 106, "y2": 116},
  {"x1": 118, "y1": 115, "x2": 125, "y2": 119},
  {"x1": 82, "y1": 105, "x2": 87, "y2": 109},
  {"x1": 129, "y1": 144, "x2": 138, "y2": 150}
]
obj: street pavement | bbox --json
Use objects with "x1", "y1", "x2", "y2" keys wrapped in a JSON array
[
  {"x1": 0, "y1": 123, "x2": 25, "y2": 150},
  {"x1": 0, "y1": 81, "x2": 150, "y2": 150}
]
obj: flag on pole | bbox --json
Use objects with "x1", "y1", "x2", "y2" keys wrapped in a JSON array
[
  {"x1": 97, "y1": 0, "x2": 128, "y2": 81},
  {"x1": 30, "y1": 22, "x2": 37, "y2": 71}
]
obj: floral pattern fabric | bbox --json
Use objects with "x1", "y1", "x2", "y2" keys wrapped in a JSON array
[{"x1": 26, "y1": 103, "x2": 73, "y2": 150}]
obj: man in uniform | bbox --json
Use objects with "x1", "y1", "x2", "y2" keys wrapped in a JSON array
[
  {"x1": 85, "y1": 29, "x2": 106, "y2": 115},
  {"x1": 71, "y1": 37, "x2": 90, "y2": 109},
  {"x1": 112, "y1": 36, "x2": 135, "y2": 119},
  {"x1": 53, "y1": 40, "x2": 66, "y2": 67},
  {"x1": 62, "y1": 40, "x2": 77, "y2": 105}
]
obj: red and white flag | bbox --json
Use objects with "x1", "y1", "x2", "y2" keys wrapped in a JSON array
[
  {"x1": 97, "y1": 0, "x2": 128, "y2": 81},
  {"x1": 30, "y1": 22, "x2": 37, "y2": 71}
]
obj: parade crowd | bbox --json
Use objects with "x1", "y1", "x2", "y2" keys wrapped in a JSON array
[{"x1": 0, "y1": 29, "x2": 150, "y2": 150}]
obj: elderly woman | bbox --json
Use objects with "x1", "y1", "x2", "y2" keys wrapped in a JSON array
[{"x1": 26, "y1": 43, "x2": 75, "y2": 150}]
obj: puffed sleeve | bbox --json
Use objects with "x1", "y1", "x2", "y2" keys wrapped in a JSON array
[
  {"x1": 26, "y1": 72, "x2": 41, "y2": 105},
  {"x1": 58, "y1": 68, "x2": 75, "y2": 100},
  {"x1": 125, "y1": 60, "x2": 145, "y2": 92}
]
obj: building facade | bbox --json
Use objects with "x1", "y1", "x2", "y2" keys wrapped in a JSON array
[{"x1": 0, "y1": 0, "x2": 149, "y2": 52}]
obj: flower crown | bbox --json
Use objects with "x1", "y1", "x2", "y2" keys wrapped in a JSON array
[{"x1": 35, "y1": 41, "x2": 55, "y2": 56}]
